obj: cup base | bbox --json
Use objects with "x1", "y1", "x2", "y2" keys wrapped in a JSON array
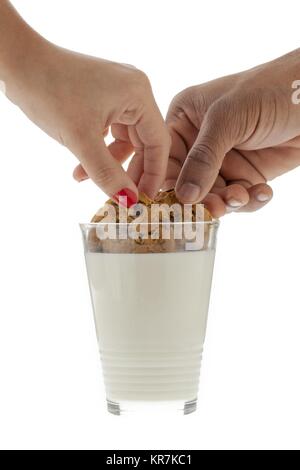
[{"x1": 107, "y1": 398, "x2": 197, "y2": 416}]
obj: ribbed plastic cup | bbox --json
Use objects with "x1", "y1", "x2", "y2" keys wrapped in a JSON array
[{"x1": 81, "y1": 221, "x2": 219, "y2": 415}]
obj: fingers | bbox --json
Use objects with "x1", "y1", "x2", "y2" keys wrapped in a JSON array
[
  {"x1": 108, "y1": 139, "x2": 133, "y2": 162},
  {"x1": 73, "y1": 164, "x2": 88, "y2": 182},
  {"x1": 212, "y1": 183, "x2": 250, "y2": 211},
  {"x1": 237, "y1": 183, "x2": 273, "y2": 212},
  {"x1": 71, "y1": 131, "x2": 138, "y2": 203},
  {"x1": 73, "y1": 137, "x2": 133, "y2": 183},
  {"x1": 127, "y1": 150, "x2": 144, "y2": 186},
  {"x1": 175, "y1": 99, "x2": 239, "y2": 203},
  {"x1": 201, "y1": 193, "x2": 227, "y2": 218},
  {"x1": 129, "y1": 104, "x2": 171, "y2": 199},
  {"x1": 163, "y1": 128, "x2": 186, "y2": 181},
  {"x1": 73, "y1": 105, "x2": 170, "y2": 201},
  {"x1": 205, "y1": 182, "x2": 273, "y2": 217},
  {"x1": 201, "y1": 184, "x2": 249, "y2": 217}
]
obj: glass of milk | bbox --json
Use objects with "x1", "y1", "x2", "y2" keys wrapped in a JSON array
[{"x1": 81, "y1": 220, "x2": 219, "y2": 415}]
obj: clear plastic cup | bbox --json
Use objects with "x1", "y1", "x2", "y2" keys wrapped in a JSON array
[{"x1": 81, "y1": 220, "x2": 219, "y2": 415}]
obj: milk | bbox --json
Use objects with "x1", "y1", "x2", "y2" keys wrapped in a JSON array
[{"x1": 85, "y1": 250, "x2": 215, "y2": 403}]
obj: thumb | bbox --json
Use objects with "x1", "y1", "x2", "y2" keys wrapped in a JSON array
[
  {"x1": 72, "y1": 131, "x2": 138, "y2": 206},
  {"x1": 175, "y1": 99, "x2": 239, "y2": 203}
]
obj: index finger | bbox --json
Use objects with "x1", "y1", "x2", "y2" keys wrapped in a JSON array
[{"x1": 130, "y1": 103, "x2": 171, "y2": 199}]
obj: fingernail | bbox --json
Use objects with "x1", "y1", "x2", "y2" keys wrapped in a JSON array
[
  {"x1": 113, "y1": 188, "x2": 138, "y2": 208},
  {"x1": 226, "y1": 206, "x2": 236, "y2": 213},
  {"x1": 256, "y1": 193, "x2": 270, "y2": 202},
  {"x1": 176, "y1": 183, "x2": 201, "y2": 203},
  {"x1": 227, "y1": 199, "x2": 243, "y2": 208}
]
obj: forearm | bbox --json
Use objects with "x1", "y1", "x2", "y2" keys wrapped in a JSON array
[{"x1": 0, "y1": 1, "x2": 48, "y2": 96}]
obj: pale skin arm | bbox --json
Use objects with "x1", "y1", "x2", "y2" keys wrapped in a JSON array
[
  {"x1": 0, "y1": 1, "x2": 171, "y2": 205},
  {"x1": 163, "y1": 49, "x2": 300, "y2": 217}
]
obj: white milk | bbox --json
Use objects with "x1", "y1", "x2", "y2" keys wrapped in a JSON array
[{"x1": 86, "y1": 250, "x2": 215, "y2": 402}]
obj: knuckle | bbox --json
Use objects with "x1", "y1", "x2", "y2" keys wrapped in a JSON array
[
  {"x1": 192, "y1": 87, "x2": 209, "y2": 115},
  {"x1": 168, "y1": 86, "x2": 207, "y2": 124},
  {"x1": 167, "y1": 89, "x2": 190, "y2": 119},
  {"x1": 130, "y1": 69, "x2": 151, "y2": 94},
  {"x1": 172, "y1": 86, "x2": 197, "y2": 106},
  {"x1": 188, "y1": 140, "x2": 218, "y2": 170},
  {"x1": 208, "y1": 98, "x2": 230, "y2": 123},
  {"x1": 210, "y1": 92, "x2": 258, "y2": 144},
  {"x1": 120, "y1": 105, "x2": 144, "y2": 124},
  {"x1": 119, "y1": 70, "x2": 152, "y2": 124},
  {"x1": 144, "y1": 167, "x2": 162, "y2": 178},
  {"x1": 134, "y1": 69, "x2": 150, "y2": 85},
  {"x1": 92, "y1": 165, "x2": 117, "y2": 186}
]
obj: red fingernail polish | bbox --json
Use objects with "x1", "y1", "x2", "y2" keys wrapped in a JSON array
[{"x1": 113, "y1": 188, "x2": 138, "y2": 208}]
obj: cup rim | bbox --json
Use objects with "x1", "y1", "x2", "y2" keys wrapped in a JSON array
[{"x1": 79, "y1": 220, "x2": 220, "y2": 228}]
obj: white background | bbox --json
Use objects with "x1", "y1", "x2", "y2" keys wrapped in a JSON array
[{"x1": 0, "y1": 0, "x2": 299, "y2": 450}]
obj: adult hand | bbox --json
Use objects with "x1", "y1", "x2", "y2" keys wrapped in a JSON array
[
  {"x1": 166, "y1": 49, "x2": 300, "y2": 216},
  {"x1": 1, "y1": 2, "x2": 170, "y2": 205}
]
